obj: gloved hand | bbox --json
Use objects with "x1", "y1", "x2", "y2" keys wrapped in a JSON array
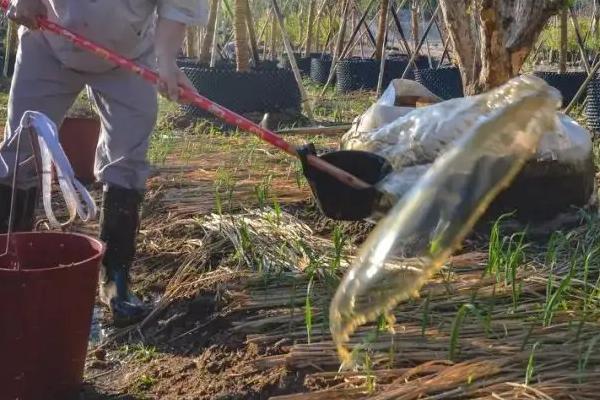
[{"x1": 7, "y1": 0, "x2": 47, "y2": 29}]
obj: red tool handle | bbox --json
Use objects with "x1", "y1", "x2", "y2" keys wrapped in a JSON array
[{"x1": 0, "y1": 4, "x2": 370, "y2": 190}]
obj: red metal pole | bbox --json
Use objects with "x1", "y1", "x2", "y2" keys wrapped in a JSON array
[{"x1": 0, "y1": 1, "x2": 370, "y2": 190}]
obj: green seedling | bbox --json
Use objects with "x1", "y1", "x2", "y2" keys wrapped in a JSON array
[
  {"x1": 543, "y1": 256, "x2": 576, "y2": 326},
  {"x1": 331, "y1": 224, "x2": 347, "y2": 273},
  {"x1": 449, "y1": 303, "x2": 490, "y2": 361},
  {"x1": 578, "y1": 333, "x2": 600, "y2": 383},
  {"x1": 421, "y1": 292, "x2": 431, "y2": 336},
  {"x1": 272, "y1": 199, "x2": 282, "y2": 226},
  {"x1": 255, "y1": 174, "x2": 273, "y2": 209},
  {"x1": 120, "y1": 343, "x2": 157, "y2": 363},
  {"x1": 214, "y1": 168, "x2": 236, "y2": 214},
  {"x1": 525, "y1": 341, "x2": 539, "y2": 385},
  {"x1": 136, "y1": 374, "x2": 156, "y2": 391},
  {"x1": 305, "y1": 276, "x2": 314, "y2": 344},
  {"x1": 364, "y1": 352, "x2": 376, "y2": 394}
]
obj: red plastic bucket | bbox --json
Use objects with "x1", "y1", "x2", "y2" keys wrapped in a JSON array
[
  {"x1": 59, "y1": 117, "x2": 101, "y2": 184},
  {"x1": 0, "y1": 232, "x2": 104, "y2": 400}
]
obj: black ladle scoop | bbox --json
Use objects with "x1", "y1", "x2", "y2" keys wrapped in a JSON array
[{"x1": 298, "y1": 144, "x2": 393, "y2": 221}]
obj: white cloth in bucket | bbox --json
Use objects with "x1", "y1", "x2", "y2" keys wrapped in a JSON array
[{"x1": 0, "y1": 111, "x2": 97, "y2": 228}]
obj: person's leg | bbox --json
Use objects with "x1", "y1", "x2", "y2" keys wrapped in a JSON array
[
  {"x1": 0, "y1": 30, "x2": 84, "y2": 233},
  {"x1": 88, "y1": 66, "x2": 158, "y2": 326}
]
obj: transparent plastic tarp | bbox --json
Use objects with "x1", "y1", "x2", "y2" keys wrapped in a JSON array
[{"x1": 329, "y1": 75, "x2": 562, "y2": 364}]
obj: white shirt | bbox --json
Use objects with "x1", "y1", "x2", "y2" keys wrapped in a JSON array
[{"x1": 38, "y1": 0, "x2": 208, "y2": 72}]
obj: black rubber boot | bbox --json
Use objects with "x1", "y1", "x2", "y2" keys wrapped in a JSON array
[
  {"x1": 0, "y1": 184, "x2": 38, "y2": 234},
  {"x1": 98, "y1": 186, "x2": 149, "y2": 327}
]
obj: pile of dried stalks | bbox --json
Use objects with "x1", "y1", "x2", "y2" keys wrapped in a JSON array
[
  {"x1": 137, "y1": 206, "x2": 352, "y2": 331},
  {"x1": 227, "y1": 217, "x2": 600, "y2": 399}
]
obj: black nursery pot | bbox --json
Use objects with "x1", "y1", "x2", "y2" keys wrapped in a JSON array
[
  {"x1": 533, "y1": 71, "x2": 587, "y2": 107},
  {"x1": 335, "y1": 57, "x2": 412, "y2": 93},
  {"x1": 585, "y1": 78, "x2": 600, "y2": 133},
  {"x1": 181, "y1": 66, "x2": 301, "y2": 118},
  {"x1": 310, "y1": 56, "x2": 334, "y2": 85},
  {"x1": 414, "y1": 67, "x2": 464, "y2": 100},
  {"x1": 282, "y1": 52, "x2": 323, "y2": 76}
]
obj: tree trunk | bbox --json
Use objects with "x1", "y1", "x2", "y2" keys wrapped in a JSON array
[
  {"x1": 440, "y1": 0, "x2": 563, "y2": 95},
  {"x1": 375, "y1": 0, "x2": 389, "y2": 60},
  {"x1": 304, "y1": 0, "x2": 317, "y2": 56},
  {"x1": 235, "y1": 0, "x2": 251, "y2": 71},
  {"x1": 243, "y1": 0, "x2": 260, "y2": 65},
  {"x1": 559, "y1": 9, "x2": 568, "y2": 73},
  {"x1": 200, "y1": 0, "x2": 220, "y2": 64},
  {"x1": 411, "y1": 0, "x2": 419, "y2": 49}
]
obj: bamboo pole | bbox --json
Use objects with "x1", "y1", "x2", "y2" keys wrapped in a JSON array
[
  {"x1": 565, "y1": 58, "x2": 600, "y2": 114},
  {"x1": 243, "y1": 0, "x2": 260, "y2": 66},
  {"x1": 390, "y1": 4, "x2": 413, "y2": 56},
  {"x1": 271, "y1": 0, "x2": 315, "y2": 121},
  {"x1": 200, "y1": 0, "x2": 220, "y2": 64},
  {"x1": 411, "y1": 0, "x2": 419, "y2": 48},
  {"x1": 339, "y1": 0, "x2": 377, "y2": 59},
  {"x1": 210, "y1": 0, "x2": 222, "y2": 67},
  {"x1": 560, "y1": 9, "x2": 568, "y2": 74},
  {"x1": 375, "y1": 0, "x2": 390, "y2": 60},
  {"x1": 569, "y1": 6, "x2": 591, "y2": 74},
  {"x1": 3, "y1": 20, "x2": 17, "y2": 78},
  {"x1": 376, "y1": 0, "x2": 394, "y2": 96},
  {"x1": 436, "y1": 33, "x2": 451, "y2": 69},
  {"x1": 422, "y1": 8, "x2": 433, "y2": 68},
  {"x1": 319, "y1": 0, "x2": 351, "y2": 97},
  {"x1": 270, "y1": 11, "x2": 277, "y2": 60},
  {"x1": 401, "y1": 3, "x2": 440, "y2": 79},
  {"x1": 304, "y1": 0, "x2": 317, "y2": 56}
]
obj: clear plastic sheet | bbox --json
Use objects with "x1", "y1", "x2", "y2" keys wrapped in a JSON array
[{"x1": 329, "y1": 76, "x2": 562, "y2": 365}]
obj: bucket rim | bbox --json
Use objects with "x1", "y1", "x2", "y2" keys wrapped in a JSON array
[{"x1": 0, "y1": 232, "x2": 105, "y2": 273}]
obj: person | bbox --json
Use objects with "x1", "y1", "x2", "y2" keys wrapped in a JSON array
[{"x1": 2, "y1": 0, "x2": 208, "y2": 326}]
